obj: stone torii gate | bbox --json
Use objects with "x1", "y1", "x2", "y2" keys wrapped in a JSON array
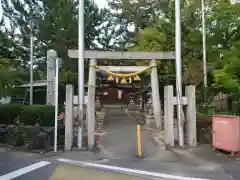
[{"x1": 68, "y1": 50, "x2": 175, "y2": 149}]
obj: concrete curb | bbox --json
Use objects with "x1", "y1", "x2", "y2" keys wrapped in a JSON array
[
  {"x1": 152, "y1": 136, "x2": 166, "y2": 150},
  {"x1": 144, "y1": 126, "x2": 167, "y2": 151},
  {"x1": 97, "y1": 143, "x2": 114, "y2": 158},
  {"x1": 169, "y1": 148, "x2": 221, "y2": 170}
]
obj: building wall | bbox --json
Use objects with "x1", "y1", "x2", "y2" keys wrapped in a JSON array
[{"x1": 96, "y1": 86, "x2": 139, "y2": 105}]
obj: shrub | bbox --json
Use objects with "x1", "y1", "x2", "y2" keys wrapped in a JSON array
[
  {"x1": 0, "y1": 104, "x2": 64, "y2": 126},
  {"x1": 5, "y1": 124, "x2": 26, "y2": 146},
  {"x1": 19, "y1": 105, "x2": 55, "y2": 126},
  {"x1": 0, "y1": 104, "x2": 22, "y2": 124}
]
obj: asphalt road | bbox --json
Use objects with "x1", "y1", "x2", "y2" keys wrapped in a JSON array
[
  {"x1": 0, "y1": 108, "x2": 239, "y2": 180},
  {"x1": 0, "y1": 146, "x2": 239, "y2": 180},
  {"x1": 0, "y1": 151, "x2": 170, "y2": 180},
  {"x1": 0, "y1": 150, "x2": 54, "y2": 180}
]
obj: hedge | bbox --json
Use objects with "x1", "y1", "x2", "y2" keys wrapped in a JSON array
[
  {"x1": 0, "y1": 104, "x2": 64, "y2": 126},
  {"x1": 0, "y1": 104, "x2": 22, "y2": 124}
]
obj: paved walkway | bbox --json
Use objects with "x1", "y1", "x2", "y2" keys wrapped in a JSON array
[{"x1": 99, "y1": 106, "x2": 176, "y2": 161}]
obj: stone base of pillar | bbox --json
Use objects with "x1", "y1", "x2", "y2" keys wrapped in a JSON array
[
  {"x1": 145, "y1": 115, "x2": 156, "y2": 128},
  {"x1": 144, "y1": 93, "x2": 157, "y2": 128},
  {"x1": 95, "y1": 111, "x2": 105, "y2": 131},
  {"x1": 94, "y1": 96, "x2": 105, "y2": 132},
  {"x1": 128, "y1": 105, "x2": 140, "y2": 112},
  {"x1": 126, "y1": 96, "x2": 142, "y2": 122},
  {"x1": 128, "y1": 96, "x2": 140, "y2": 111}
]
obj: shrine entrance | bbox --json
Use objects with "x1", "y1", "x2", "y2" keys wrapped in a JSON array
[
  {"x1": 68, "y1": 50, "x2": 175, "y2": 149},
  {"x1": 63, "y1": 50, "x2": 196, "y2": 155}
]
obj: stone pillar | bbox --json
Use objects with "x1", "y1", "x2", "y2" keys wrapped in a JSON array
[
  {"x1": 139, "y1": 95, "x2": 144, "y2": 111},
  {"x1": 87, "y1": 59, "x2": 96, "y2": 149},
  {"x1": 186, "y1": 85, "x2": 197, "y2": 147},
  {"x1": 150, "y1": 59, "x2": 162, "y2": 129},
  {"x1": 127, "y1": 96, "x2": 141, "y2": 121},
  {"x1": 95, "y1": 96, "x2": 105, "y2": 131},
  {"x1": 95, "y1": 95, "x2": 101, "y2": 111},
  {"x1": 164, "y1": 85, "x2": 174, "y2": 146},
  {"x1": 145, "y1": 94, "x2": 155, "y2": 128},
  {"x1": 65, "y1": 85, "x2": 73, "y2": 151},
  {"x1": 46, "y1": 50, "x2": 57, "y2": 105},
  {"x1": 128, "y1": 96, "x2": 137, "y2": 110}
]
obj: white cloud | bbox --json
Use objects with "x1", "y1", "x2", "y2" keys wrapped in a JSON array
[
  {"x1": 94, "y1": 0, "x2": 107, "y2": 8},
  {"x1": 232, "y1": 0, "x2": 240, "y2": 3},
  {"x1": 0, "y1": 0, "x2": 2, "y2": 21}
]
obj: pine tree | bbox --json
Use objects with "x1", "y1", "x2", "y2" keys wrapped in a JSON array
[{"x1": 1, "y1": 0, "x2": 110, "y2": 72}]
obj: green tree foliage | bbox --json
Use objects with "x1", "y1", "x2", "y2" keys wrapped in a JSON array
[
  {"x1": 1, "y1": 0, "x2": 240, "y2": 102},
  {"x1": 108, "y1": 0, "x2": 240, "y2": 87},
  {"x1": 107, "y1": 0, "x2": 166, "y2": 49},
  {"x1": 1, "y1": 0, "x2": 111, "y2": 85},
  {"x1": 213, "y1": 41, "x2": 240, "y2": 99},
  {"x1": 111, "y1": 0, "x2": 203, "y2": 84},
  {"x1": 0, "y1": 58, "x2": 22, "y2": 97},
  {"x1": 35, "y1": 0, "x2": 109, "y2": 71},
  {"x1": 0, "y1": 31, "x2": 15, "y2": 59}
]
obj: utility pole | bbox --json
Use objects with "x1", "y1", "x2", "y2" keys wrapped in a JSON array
[
  {"x1": 54, "y1": 57, "x2": 59, "y2": 152},
  {"x1": 78, "y1": 0, "x2": 85, "y2": 148},
  {"x1": 201, "y1": 0, "x2": 207, "y2": 88},
  {"x1": 29, "y1": 20, "x2": 34, "y2": 105},
  {"x1": 175, "y1": 0, "x2": 184, "y2": 146}
]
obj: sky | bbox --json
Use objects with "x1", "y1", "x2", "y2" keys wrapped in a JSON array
[
  {"x1": 94, "y1": 0, "x2": 108, "y2": 9},
  {"x1": 1, "y1": 0, "x2": 240, "y2": 20},
  {"x1": 0, "y1": 0, "x2": 107, "y2": 21},
  {"x1": 0, "y1": 0, "x2": 2, "y2": 21}
]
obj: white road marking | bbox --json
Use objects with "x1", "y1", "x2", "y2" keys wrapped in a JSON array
[
  {"x1": 0, "y1": 161, "x2": 51, "y2": 180},
  {"x1": 57, "y1": 158, "x2": 212, "y2": 180}
]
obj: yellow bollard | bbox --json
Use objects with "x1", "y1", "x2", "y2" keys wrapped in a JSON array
[{"x1": 137, "y1": 123, "x2": 142, "y2": 157}]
